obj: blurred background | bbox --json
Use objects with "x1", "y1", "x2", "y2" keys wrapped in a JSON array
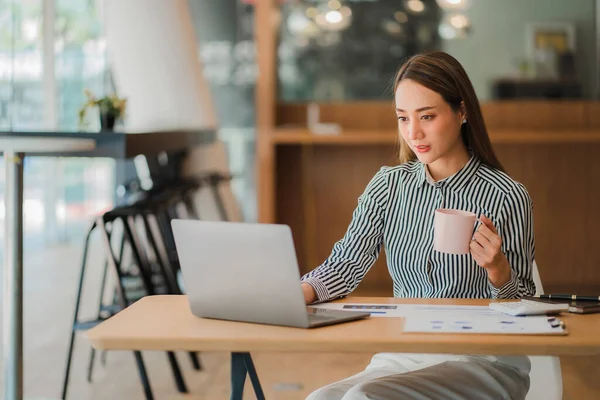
[{"x1": 1, "y1": 0, "x2": 599, "y2": 398}]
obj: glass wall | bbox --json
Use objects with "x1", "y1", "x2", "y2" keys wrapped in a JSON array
[
  {"x1": 277, "y1": 0, "x2": 597, "y2": 102},
  {"x1": 188, "y1": 0, "x2": 258, "y2": 221},
  {"x1": 0, "y1": 0, "x2": 115, "y2": 253},
  {"x1": 0, "y1": 0, "x2": 44, "y2": 130}
]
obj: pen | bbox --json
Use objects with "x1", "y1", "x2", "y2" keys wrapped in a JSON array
[{"x1": 533, "y1": 294, "x2": 600, "y2": 302}]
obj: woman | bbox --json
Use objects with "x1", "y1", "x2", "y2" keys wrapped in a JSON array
[{"x1": 301, "y1": 51, "x2": 536, "y2": 400}]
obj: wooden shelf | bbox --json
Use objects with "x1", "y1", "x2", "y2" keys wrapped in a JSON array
[
  {"x1": 271, "y1": 129, "x2": 396, "y2": 145},
  {"x1": 271, "y1": 128, "x2": 600, "y2": 145}
]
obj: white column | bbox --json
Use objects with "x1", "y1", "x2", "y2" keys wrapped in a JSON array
[{"x1": 104, "y1": 0, "x2": 217, "y2": 131}]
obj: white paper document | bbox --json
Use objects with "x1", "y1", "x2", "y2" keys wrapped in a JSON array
[
  {"x1": 403, "y1": 314, "x2": 566, "y2": 335},
  {"x1": 311, "y1": 303, "x2": 501, "y2": 318},
  {"x1": 311, "y1": 303, "x2": 567, "y2": 335}
]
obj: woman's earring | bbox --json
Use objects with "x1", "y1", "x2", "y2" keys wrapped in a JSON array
[{"x1": 462, "y1": 119, "x2": 467, "y2": 124}]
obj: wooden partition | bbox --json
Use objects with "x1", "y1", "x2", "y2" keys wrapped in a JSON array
[
  {"x1": 263, "y1": 100, "x2": 600, "y2": 295},
  {"x1": 254, "y1": 1, "x2": 600, "y2": 295}
]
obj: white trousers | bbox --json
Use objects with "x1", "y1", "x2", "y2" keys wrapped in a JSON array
[{"x1": 306, "y1": 353, "x2": 531, "y2": 400}]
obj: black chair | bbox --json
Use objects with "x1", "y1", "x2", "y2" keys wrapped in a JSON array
[
  {"x1": 61, "y1": 204, "x2": 189, "y2": 400},
  {"x1": 62, "y1": 170, "x2": 232, "y2": 399},
  {"x1": 124, "y1": 173, "x2": 232, "y2": 287}
]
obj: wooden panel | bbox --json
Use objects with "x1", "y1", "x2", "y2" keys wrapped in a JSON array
[
  {"x1": 561, "y1": 355, "x2": 600, "y2": 399},
  {"x1": 276, "y1": 144, "x2": 398, "y2": 294},
  {"x1": 495, "y1": 144, "x2": 600, "y2": 293},
  {"x1": 277, "y1": 102, "x2": 397, "y2": 130},
  {"x1": 276, "y1": 145, "x2": 307, "y2": 267},
  {"x1": 275, "y1": 142, "x2": 600, "y2": 295},
  {"x1": 585, "y1": 102, "x2": 600, "y2": 128},
  {"x1": 255, "y1": 0, "x2": 278, "y2": 222},
  {"x1": 481, "y1": 101, "x2": 589, "y2": 130},
  {"x1": 311, "y1": 145, "x2": 397, "y2": 295},
  {"x1": 270, "y1": 128, "x2": 600, "y2": 145},
  {"x1": 276, "y1": 101, "x2": 599, "y2": 131}
]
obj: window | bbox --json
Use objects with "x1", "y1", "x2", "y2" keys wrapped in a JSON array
[{"x1": 0, "y1": 0, "x2": 115, "y2": 250}]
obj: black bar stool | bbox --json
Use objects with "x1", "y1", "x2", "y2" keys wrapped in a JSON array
[{"x1": 61, "y1": 203, "x2": 189, "y2": 400}]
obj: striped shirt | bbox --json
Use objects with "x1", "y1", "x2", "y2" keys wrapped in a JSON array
[{"x1": 301, "y1": 156, "x2": 536, "y2": 301}]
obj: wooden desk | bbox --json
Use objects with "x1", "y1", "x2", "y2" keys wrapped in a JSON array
[{"x1": 86, "y1": 295, "x2": 600, "y2": 399}]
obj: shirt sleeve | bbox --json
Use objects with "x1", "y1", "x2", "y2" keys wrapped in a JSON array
[
  {"x1": 489, "y1": 183, "x2": 536, "y2": 299},
  {"x1": 301, "y1": 167, "x2": 388, "y2": 302}
]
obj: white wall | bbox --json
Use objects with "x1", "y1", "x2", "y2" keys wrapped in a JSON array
[{"x1": 441, "y1": 0, "x2": 596, "y2": 100}]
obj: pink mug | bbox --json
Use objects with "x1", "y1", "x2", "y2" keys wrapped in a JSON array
[{"x1": 434, "y1": 209, "x2": 478, "y2": 254}]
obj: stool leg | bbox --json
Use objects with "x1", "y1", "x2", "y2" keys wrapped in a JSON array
[
  {"x1": 61, "y1": 222, "x2": 95, "y2": 400},
  {"x1": 155, "y1": 207, "x2": 181, "y2": 278},
  {"x1": 144, "y1": 211, "x2": 202, "y2": 372},
  {"x1": 97, "y1": 216, "x2": 155, "y2": 400},
  {"x1": 121, "y1": 215, "x2": 155, "y2": 295},
  {"x1": 182, "y1": 192, "x2": 200, "y2": 220},
  {"x1": 97, "y1": 226, "x2": 125, "y2": 369},
  {"x1": 134, "y1": 350, "x2": 154, "y2": 400},
  {"x1": 166, "y1": 352, "x2": 188, "y2": 393},
  {"x1": 122, "y1": 214, "x2": 189, "y2": 393},
  {"x1": 87, "y1": 255, "x2": 111, "y2": 381},
  {"x1": 209, "y1": 174, "x2": 229, "y2": 221},
  {"x1": 141, "y1": 213, "x2": 178, "y2": 294},
  {"x1": 189, "y1": 352, "x2": 202, "y2": 371}
]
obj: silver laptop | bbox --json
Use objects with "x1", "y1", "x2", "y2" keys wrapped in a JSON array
[{"x1": 171, "y1": 219, "x2": 370, "y2": 328}]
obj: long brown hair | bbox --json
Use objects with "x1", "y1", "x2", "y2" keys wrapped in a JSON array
[{"x1": 393, "y1": 51, "x2": 504, "y2": 172}]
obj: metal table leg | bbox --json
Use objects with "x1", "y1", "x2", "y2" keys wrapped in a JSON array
[
  {"x1": 3, "y1": 151, "x2": 24, "y2": 400},
  {"x1": 230, "y1": 352, "x2": 265, "y2": 400}
]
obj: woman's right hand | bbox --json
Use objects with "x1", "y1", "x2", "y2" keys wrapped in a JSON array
[{"x1": 301, "y1": 282, "x2": 317, "y2": 304}]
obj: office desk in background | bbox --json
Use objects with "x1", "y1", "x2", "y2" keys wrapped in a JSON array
[
  {"x1": 0, "y1": 129, "x2": 215, "y2": 400},
  {"x1": 86, "y1": 296, "x2": 600, "y2": 400}
]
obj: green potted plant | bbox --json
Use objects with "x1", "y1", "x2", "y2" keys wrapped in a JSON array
[{"x1": 78, "y1": 89, "x2": 127, "y2": 131}]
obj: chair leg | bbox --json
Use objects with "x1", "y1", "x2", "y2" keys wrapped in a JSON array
[
  {"x1": 142, "y1": 212, "x2": 202, "y2": 371},
  {"x1": 95, "y1": 226, "x2": 125, "y2": 370},
  {"x1": 155, "y1": 207, "x2": 181, "y2": 280},
  {"x1": 121, "y1": 215, "x2": 155, "y2": 295},
  {"x1": 86, "y1": 349, "x2": 97, "y2": 383},
  {"x1": 133, "y1": 350, "x2": 154, "y2": 400},
  {"x1": 189, "y1": 352, "x2": 202, "y2": 371},
  {"x1": 97, "y1": 216, "x2": 156, "y2": 400},
  {"x1": 122, "y1": 213, "x2": 190, "y2": 392},
  {"x1": 87, "y1": 256, "x2": 111, "y2": 382},
  {"x1": 61, "y1": 222, "x2": 95, "y2": 400},
  {"x1": 141, "y1": 213, "x2": 178, "y2": 294},
  {"x1": 182, "y1": 192, "x2": 200, "y2": 220},
  {"x1": 153, "y1": 203, "x2": 204, "y2": 372},
  {"x1": 209, "y1": 173, "x2": 229, "y2": 221},
  {"x1": 166, "y1": 352, "x2": 188, "y2": 393}
]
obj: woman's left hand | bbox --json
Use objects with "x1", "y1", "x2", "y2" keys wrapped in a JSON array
[{"x1": 470, "y1": 215, "x2": 511, "y2": 288}]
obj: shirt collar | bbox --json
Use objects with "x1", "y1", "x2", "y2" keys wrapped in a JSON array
[{"x1": 417, "y1": 155, "x2": 481, "y2": 192}]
